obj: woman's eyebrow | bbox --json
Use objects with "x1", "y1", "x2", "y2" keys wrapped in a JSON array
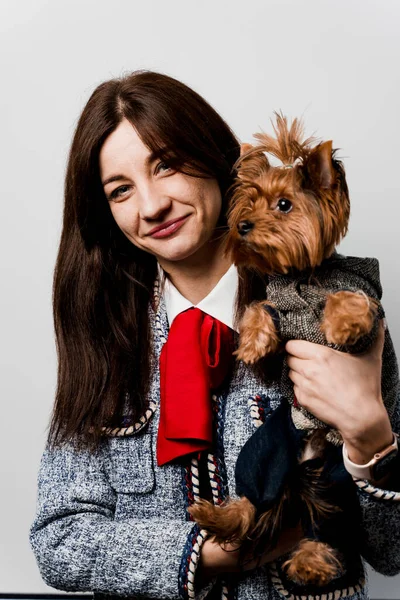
[
  {"x1": 102, "y1": 174, "x2": 126, "y2": 187},
  {"x1": 102, "y1": 149, "x2": 168, "y2": 187}
]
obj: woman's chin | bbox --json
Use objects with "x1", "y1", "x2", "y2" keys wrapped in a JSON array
[
  {"x1": 150, "y1": 242, "x2": 200, "y2": 264},
  {"x1": 154, "y1": 239, "x2": 215, "y2": 265}
]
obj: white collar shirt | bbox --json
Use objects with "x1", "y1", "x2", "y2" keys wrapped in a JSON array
[{"x1": 158, "y1": 262, "x2": 239, "y2": 333}]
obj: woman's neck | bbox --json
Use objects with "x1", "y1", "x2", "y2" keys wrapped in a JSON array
[{"x1": 157, "y1": 238, "x2": 233, "y2": 305}]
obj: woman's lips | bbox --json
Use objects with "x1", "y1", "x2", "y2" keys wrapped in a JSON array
[{"x1": 147, "y1": 216, "x2": 189, "y2": 238}]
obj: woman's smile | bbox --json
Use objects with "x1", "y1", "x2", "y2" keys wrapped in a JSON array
[{"x1": 146, "y1": 215, "x2": 190, "y2": 238}]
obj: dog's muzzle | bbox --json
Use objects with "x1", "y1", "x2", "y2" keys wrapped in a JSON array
[{"x1": 237, "y1": 220, "x2": 254, "y2": 236}]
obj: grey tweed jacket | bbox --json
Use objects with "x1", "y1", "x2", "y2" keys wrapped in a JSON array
[{"x1": 29, "y1": 276, "x2": 400, "y2": 600}]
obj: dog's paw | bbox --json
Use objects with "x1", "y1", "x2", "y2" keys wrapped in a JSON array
[
  {"x1": 282, "y1": 539, "x2": 342, "y2": 586},
  {"x1": 234, "y1": 340, "x2": 267, "y2": 364},
  {"x1": 320, "y1": 290, "x2": 379, "y2": 345},
  {"x1": 234, "y1": 302, "x2": 280, "y2": 364}
]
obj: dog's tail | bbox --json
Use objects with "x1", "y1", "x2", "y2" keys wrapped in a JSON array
[{"x1": 188, "y1": 496, "x2": 256, "y2": 544}]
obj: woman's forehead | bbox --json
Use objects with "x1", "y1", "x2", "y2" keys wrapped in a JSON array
[{"x1": 99, "y1": 119, "x2": 154, "y2": 184}]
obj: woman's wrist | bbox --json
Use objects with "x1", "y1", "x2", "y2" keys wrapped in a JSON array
[
  {"x1": 344, "y1": 430, "x2": 393, "y2": 465},
  {"x1": 341, "y1": 402, "x2": 393, "y2": 464},
  {"x1": 343, "y1": 428, "x2": 399, "y2": 485}
]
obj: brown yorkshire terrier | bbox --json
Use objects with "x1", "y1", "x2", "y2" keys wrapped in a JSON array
[{"x1": 189, "y1": 114, "x2": 398, "y2": 589}]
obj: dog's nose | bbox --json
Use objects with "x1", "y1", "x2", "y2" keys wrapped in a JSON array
[{"x1": 237, "y1": 220, "x2": 254, "y2": 236}]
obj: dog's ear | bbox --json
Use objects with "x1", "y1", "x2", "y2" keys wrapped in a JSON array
[
  {"x1": 236, "y1": 145, "x2": 270, "y2": 180},
  {"x1": 240, "y1": 143, "x2": 254, "y2": 156},
  {"x1": 304, "y1": 140, "x2": 335, "y2": 189}
]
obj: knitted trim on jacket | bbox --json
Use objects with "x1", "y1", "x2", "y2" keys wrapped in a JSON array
[
  {"x1": 178, "y1": 524, "x2": 211, "y2": 600},
  {"x1": 267, "y1": 561, "x2": 366, "y2": 600},
  {"x1": 100, "y1": 396, "x2": 157, "y2": 437},
  {"x1": 248, "y1": 393, "x2": 273, "y2": 428},
  {"x1": 353, "y1": 477, "x2": 400, "y2": 501}
]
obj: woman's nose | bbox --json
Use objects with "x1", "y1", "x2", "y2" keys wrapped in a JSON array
[{"x1": 137, "y1": 185, "x2": 172, "y2": 220}]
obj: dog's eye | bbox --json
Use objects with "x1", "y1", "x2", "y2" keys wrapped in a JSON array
[{"x1": 277, "y1": 198, "x2": 292, "y2": 213}]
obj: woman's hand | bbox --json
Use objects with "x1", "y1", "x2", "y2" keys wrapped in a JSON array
[
  {"x1": 197, "y1": 520, "x2": 304, "y2": 581},
  {"x1": 285, "y1": 318, "x2": 393, "y2": 464}
]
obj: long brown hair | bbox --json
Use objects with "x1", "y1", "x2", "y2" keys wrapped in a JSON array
[{"x1": 48, "y1": 70, "x2": 268, "y2": 452}]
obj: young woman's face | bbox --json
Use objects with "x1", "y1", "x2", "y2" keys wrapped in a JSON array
[{"x1": 99, "y1": 118, "x2": 223, "y2": 267}]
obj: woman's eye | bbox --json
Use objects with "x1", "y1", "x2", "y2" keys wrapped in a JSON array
[
  {"x1": 109, "y1": 185, "x2": 130, "y2": 200},
  {"x1": 156, "y1": 161, "x2": 172, "y2": 174}
]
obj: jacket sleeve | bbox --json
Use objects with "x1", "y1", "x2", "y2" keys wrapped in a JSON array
[
  {"x1": 354, "y1": 378, "x2": 400, "y2": 576},
  {"x1": 29, "y1": 438, "x2": 215, "y2": 600}
]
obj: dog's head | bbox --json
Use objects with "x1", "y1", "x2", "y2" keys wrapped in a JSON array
[{"x1": 225, "y1": 113, "x2": 350, "y2": 274}]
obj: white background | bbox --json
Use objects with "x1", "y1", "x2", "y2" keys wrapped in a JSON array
[{"x1": 1, "y1": 0, "x2": 399, "y2": 597}]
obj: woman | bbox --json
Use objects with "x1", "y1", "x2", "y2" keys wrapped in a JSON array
[{"x1": 29, "y1": 70, "x2": 400, "y2": 600}]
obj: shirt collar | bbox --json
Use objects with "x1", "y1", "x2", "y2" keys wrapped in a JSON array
[{"x1": 158, "y1": 262, "x2": 239, "y2": 333}]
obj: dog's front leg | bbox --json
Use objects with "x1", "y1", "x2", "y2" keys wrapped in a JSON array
[
  {"x1": 320, "y1": 290, "x2": 379, "y2": 346},
  {"x1": 234, "y1": 300, "x2": 282, "y2": 364}
]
